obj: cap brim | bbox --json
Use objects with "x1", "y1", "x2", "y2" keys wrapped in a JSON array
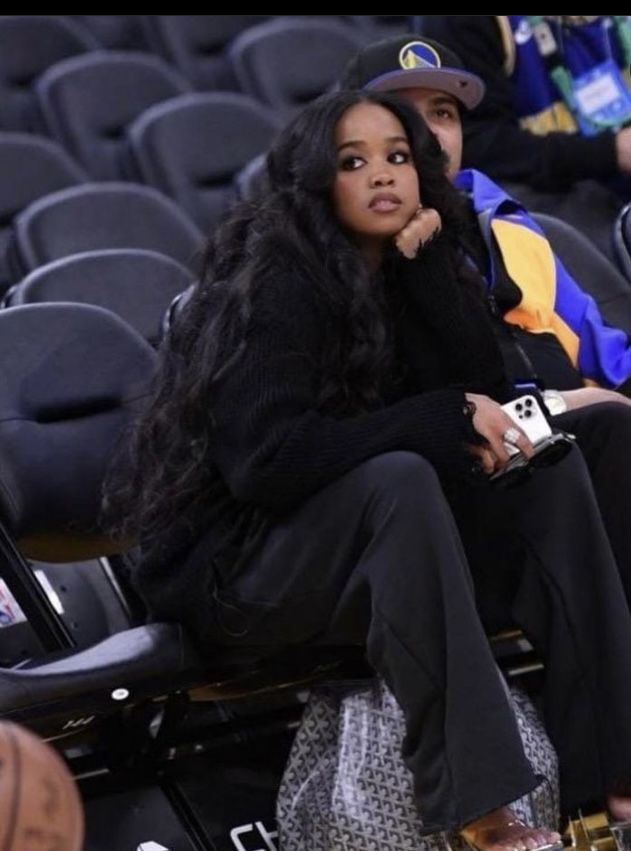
[{"x1": 364, "y1": 67, "x2": 485, "y2": 110}]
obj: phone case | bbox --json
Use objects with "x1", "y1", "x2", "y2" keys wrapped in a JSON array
[{"x1": 501, "y1": 395, "x2": 552, "y2": 447}]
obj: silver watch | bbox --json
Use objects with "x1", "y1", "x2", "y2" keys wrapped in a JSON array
[{"x1": 542, "y1": 389, "x2": 568, "y2": 416}]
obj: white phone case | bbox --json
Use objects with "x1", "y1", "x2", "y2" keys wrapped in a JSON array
[{"x1": 501, "y1": 395, "x2": 552, "y2": 448}]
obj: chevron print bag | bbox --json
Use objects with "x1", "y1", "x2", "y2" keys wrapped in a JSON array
[{"x1": 277, "y1": 678, "x2": 559, "y2": 851}]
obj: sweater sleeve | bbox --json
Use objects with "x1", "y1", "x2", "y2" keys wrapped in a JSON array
[
  {"x1": 422, "y1": 15, "x2": 619, "y2": 189},
  {"x1": 392, "y1": 241, "x2": 512, "y2": 399},
  {"x1": 209, "y1": 267, "x2": 479, "y2": 514}
]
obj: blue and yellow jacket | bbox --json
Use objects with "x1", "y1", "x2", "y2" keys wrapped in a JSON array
[{"x1": 455, "y1": 168, "x2": 631, "y2": 388}]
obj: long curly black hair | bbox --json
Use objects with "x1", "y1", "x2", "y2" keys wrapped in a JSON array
[{"x1": 107, "y1": 89, "x2": 468, "y2": 540}]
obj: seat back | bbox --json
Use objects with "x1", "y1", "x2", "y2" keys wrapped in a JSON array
[
  {"x1": 613, "y1": 202, "x2": 631, "y2": 284},
  {"x1": 36, "y1": 51, "x2": 190, "y2": 180},
  {"x1": 0, "y1": 133, "x2": 86, "y2": 291},
  {"x1": 140, "y1": 15, "x2": 270, "y2": 90},
  {"x1": 343, "y1": 15, "x2": 412, "y2": 38},
  {"x1": 0, "y1": 16, "x2": 97, "y2": 132},
  {"x1": 532, "y1": 211, "x2": 631, "y2": 335},
  {"x1": 5, "y1": 249, "x2": 194, "y2": 346},
  {"x1": 129, "y1": 92, "x2": 280, "y2": 232},
  {"x1": 233, "y1": 152, "x2": 269, "y2": 202},
  {"x1": 0, "y1": 303, "x2": 155, "y2": 560},
  {"x1": 69, "y1": 15, "x2": 147, "y2": 50},
  {"x1": 11, "y1": 182, "x2": 204, "y2": 280},
  {"x1": 229, "y1": 17, "x2": 365, "y2": 115}
]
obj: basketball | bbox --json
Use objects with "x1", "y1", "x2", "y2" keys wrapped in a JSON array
[{"x1": 0, "y1": 721, "x2": 84, "y2": 851}]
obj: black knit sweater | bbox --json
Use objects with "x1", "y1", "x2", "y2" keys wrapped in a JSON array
[{"x1": 136, "y1": 238, "x2": 512, "y2": 649}]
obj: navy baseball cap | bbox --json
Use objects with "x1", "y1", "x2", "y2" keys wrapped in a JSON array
[{"x1": 340, "y1": 35, "x2": 485, "y2": 110}]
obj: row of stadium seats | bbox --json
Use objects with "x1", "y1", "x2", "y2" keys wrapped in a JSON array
[{"x1": 0, "y1": 15, "x2": 410, "y2": 132}]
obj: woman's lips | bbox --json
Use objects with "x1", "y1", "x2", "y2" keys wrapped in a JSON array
[{"x1": 369, "y1": 193, "x2": 402, "y2": 212}]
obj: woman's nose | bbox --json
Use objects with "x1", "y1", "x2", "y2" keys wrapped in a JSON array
[{"x1": 370, "y1": 170, "x2": 394, "y2": 187}]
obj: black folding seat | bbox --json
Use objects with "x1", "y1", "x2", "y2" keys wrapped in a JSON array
[
  {"x1": 0, "y1": 302, "x2": 357, "y2": 752},
  {"x1": 343, "y1": 15, "x2": 412, "y2": 38},
  {"x1": 533, "y1": 211, "x2": 631, "y2": 335},
  {"x1": 4, "y1": 248, "x2": 194, "y2": 347},
  {"x1": 140, "y1": 15, "x2": 270, "y2": 90},
  {"x1": 613, "y1": 203, "x2": 631, "y2": 286},
  {"x1": 69, "y1": 15, "x2": 147, "y2": 50},
  {"x1": 233, "y1": 152, "x2": 269, "y2": 203},
  {"x1": 0, "y1": 133, "x2": 86, "y2": 293},
  {"x1": 0, "y1": 301, "x2": 213, "y2": 718},
  {"x1": 128, "y1": 92, "x2": 280, "y2": 232},
  {"x1": 0, "y1": 15, "x2": 97, "y2": 132},
  {"x1": 228, "y1": 17, "x2": 365, "y2": 116},
  {"x1": 10, "y1": 183, "x2": 204, "y2": 281},
  {"x1": 36, "y1": 51, "x2": 191, "y2": 180}
]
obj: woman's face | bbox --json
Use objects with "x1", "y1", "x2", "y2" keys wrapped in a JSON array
[{"x1": 332, "y1": 102, "x2": 421, "y2": 263}]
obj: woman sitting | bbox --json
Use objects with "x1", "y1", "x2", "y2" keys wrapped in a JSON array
[{"x1": 108, "y1": 90, "x2": 631, "y2": 851}]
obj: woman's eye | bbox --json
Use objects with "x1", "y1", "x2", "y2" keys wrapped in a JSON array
[
  {"x1": 389, "y1": 150, "x2": 411, "y2": 164},
  {"x1": 340, "y1": 155, "x2": 363, "y2": 171}
]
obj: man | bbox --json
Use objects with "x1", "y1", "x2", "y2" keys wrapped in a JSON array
[
  {"x1": 340, "y1": 34, "x2": 631, "y2": 600},
  {"x1": 341, "y1": 35, "x2": 631, "y2": 410},
  {"x1": 418, "y1": 16, "x2": 631, "y2": 260}
]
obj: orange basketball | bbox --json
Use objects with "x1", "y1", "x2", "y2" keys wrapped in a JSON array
[{"x1": 0, "y1": 721, "x2": 84, "y2": 851}]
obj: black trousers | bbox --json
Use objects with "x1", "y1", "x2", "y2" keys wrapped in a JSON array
[
  {"x1": 557, "y1": 402, "x2": 631, "y2": 603},
  {"x1": 210, "y1": 444, "x2": 631, "y2": 832}
]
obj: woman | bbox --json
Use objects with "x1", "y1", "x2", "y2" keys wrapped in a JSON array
[{"x1": 109, "y1": 91, "x2": 631, "y2": 851}]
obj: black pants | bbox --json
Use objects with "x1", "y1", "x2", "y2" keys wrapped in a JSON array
[
  {"x1": 557, "y1": 402, "x2": 631, "y2": 602},
  {"x1": 210, "y1": 446, "x2": 631, "y2": 832}
]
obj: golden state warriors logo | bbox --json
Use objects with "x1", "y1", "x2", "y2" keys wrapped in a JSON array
[{"x1": 398, "y1": 41, "x2": 442, "y2": 71}]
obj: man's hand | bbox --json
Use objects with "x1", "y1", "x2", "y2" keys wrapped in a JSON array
[
  {"x1": 559, "y1": 386, "x2": 631, "y2": 411},
  {"x1": 394, "y1": 206, "x2": 442, "y2": 259},
  {"x1": 615, "y1": 126, "x2": 631, "y2": 173}
]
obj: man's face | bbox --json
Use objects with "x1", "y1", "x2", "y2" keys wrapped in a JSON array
[{"x1": 392, "y1": 88, "x2": 463, "y2": 180}]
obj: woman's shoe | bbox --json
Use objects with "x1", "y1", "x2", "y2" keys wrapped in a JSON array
[
  {"x1": 460, "y1": 806, "x2": 563, "y2": 851},
  {"x1": 609, "y1": 820, "x2": 631, "y2": 851}
]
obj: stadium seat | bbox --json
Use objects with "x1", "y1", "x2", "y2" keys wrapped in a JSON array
[
  {"x1": 228, "y1": 17, "x2": 365, "y2": 116},
  {"x1": 0, "y1": 15, "x2": 97, "y2": 132},
  {"x1": 10, "y1": 182, "x2": 204, "y2": 280},
  {"x1": 4, "y1": 248, "x2": 194, "y2": 346},
  {"x1": 139, "y1": 15, "x2": 270, "y2": 90},
  {"x1": 613, "y1": 202, "x2": 631, "y2": 286},
  {"x1": 36, "y1": 51, "x2": 191, "y2": 180},
  {"x1": 69, "y1": 15, "x2": 147, "y2": 50},
  {"x1": 533, "y1": 211, "x2": 631, "y2": 335},
  {"x1": 233, "y1": 152, "x2": 269, "y2": 202},
  {"x1": 0, "y1": 133, "x2": 86, "y2": 292},
  {"x1": 128, "y1": 92, "x2": 280, "y2": 232}
]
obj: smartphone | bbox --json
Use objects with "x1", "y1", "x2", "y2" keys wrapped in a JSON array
[{"x1": 490, "y1": 395, "x2": 574, "y2": 484}]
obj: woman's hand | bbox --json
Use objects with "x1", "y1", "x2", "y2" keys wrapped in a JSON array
[
  {"x1": 465, "y1": 393, "x2": 535, "y2": 475},
  {"x1": 394, "y1": 206, "x2": 442, "y2": 259}
]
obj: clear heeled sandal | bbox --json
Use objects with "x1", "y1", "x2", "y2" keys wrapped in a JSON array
[{"x1": 454, "y1": 809, "x2": 565, "y2": 851}]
